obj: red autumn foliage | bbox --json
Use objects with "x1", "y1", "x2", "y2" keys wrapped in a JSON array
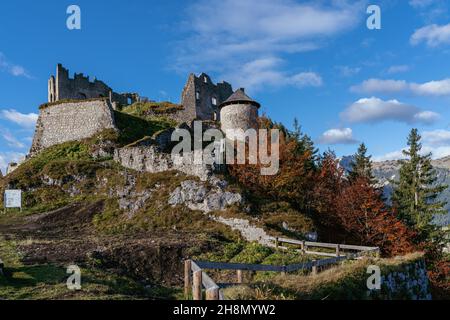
[
  {"x1": 228, "y1": 120, "x2": 416, "y2": 257},
  {"x1": 334, "y1": 177, "x2": 416, "y2": 256}
]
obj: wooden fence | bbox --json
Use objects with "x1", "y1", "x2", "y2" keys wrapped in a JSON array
[
  {"x1": 184, "y1": 238, "x2": 380, "y2": 300},
  {"x1": 0, "y1": 257, "x2": 4, "y2": 276},
  {"x1": 269, "y1": 237, "x2": 380, "y2": 258}
]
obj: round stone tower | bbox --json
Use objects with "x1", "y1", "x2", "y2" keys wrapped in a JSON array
[{"x1": 219, "y1": 88, "x2": 260, "y2": 141}]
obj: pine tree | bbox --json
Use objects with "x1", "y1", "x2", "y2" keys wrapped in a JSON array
[
  {"x1": 290, "y1": 118, "x2": 318, "y2": 169},
  {"x1": 349, "y1": 143, "x2": 376, "y2": 183},
  {"x1": 392, "y1": 129, "x2": 447, "y2": 242}
]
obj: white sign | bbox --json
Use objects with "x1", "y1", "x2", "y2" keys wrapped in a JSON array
[{"x1": 4, "y1": 190, "x2": 22, "y2": 209}]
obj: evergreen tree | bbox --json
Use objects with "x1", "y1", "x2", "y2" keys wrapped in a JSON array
[
  {"x1": 349, "y1": 143, "x2": 376, "y2": 183},
  {"x1": 290, "y1": 118, "x2": 318, "y2": 169},
  {"x1": 392, "y1": 129, "x2": 447, "y2": 242}
]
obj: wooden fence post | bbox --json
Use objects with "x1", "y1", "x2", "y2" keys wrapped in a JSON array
[
  {"x1": 206, "y1": 287, "x2": 219, "y2": 300},
  {"x1": 336, "y1": 244, "x2": 340, "y2": 257},
  {"x1": 193, "y1": 270, "x2": 202, "y2": 300},
  {"x1": 303, "y1": 241, "x2": 308, "y2": 253},
  {"x1": 184, "y1": 260, "x2": 192, "y2": 299},
  {"x1": 236, "y1": 270, "x2": 243, "y2": 284},
  {"x1": 275, "y1": 237, "x2": 279, "y2": 249},
  {"x1": 311, "y1": 261, "x2": 318, "y2": 276}
]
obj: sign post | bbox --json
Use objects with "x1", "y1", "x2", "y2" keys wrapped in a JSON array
[{"x1": 4, "y1": 190, "x2": 22, "y2": 214}]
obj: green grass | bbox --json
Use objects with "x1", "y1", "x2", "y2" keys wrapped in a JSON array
[
  {"x1": 121, "y1": 101, "x2": 183, "y2": 116},
  {"x1": 113, "y1": 110, "x2": 174, "y2": 146},
  {"x1": 223, "y1": 253, "x2": 427, "y2": 300}
]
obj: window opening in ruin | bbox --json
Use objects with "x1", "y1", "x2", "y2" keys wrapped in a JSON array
[
  {"x1": 212, "y1": 97, "x2": 217, "y2": 106},
  {"x1": 196, "y1": 91, "x2": 200, "y2": 100}
]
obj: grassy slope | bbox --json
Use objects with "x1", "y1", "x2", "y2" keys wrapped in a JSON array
[
  {"x1": 223, "y1": 253, "x2": 426, "y2": 300},
  {"x1": 0, "y1": 107, "x2": 320, "y2": 300}
]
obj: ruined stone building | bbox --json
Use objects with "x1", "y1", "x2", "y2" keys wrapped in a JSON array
[
  {"x1": 180, "y1": 73, "x2": 233, "y2": 122},
  {"x1": 28, "y1": 66, "x2": 260, "y2": 158},
  {"x1": 48, "y1": 64, "x2": 140, "y2": 106},
  {"x1": 219, "y1": 88, "x2": 260, "y2": 141}
]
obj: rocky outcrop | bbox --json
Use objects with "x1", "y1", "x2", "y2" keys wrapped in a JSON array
[
  {"x1": 211, "y1": 216, "x2": 273, "y2": 246},
  {"x1": 370, "y1": 259, "x2": 432, "y2": 300},
  {"x1": 114, "y1": 145, "x2": 214, "y2": 182},
  {"x1": 168, "y1": 180, "x2": 242, "y2": 213}
]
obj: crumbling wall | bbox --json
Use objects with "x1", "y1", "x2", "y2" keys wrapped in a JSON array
[
  {"x1": 30, "y1": 99, "x2": 117, "y2": 155},
  {"x1": 180, "y1": 73, "x2": 233, "y2": 123},
  {"x1": 48, "y1": 64, "x2": 138, "y2": 106}
]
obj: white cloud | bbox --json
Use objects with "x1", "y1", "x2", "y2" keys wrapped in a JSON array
[
  {"x1": 409, "y1": 0, "x2": 435, "y2": 8},
  {"x1": 1, "y1": 129, "x2": 25, "y2": 149},
  {"x1": 289, "y1": 72, "x2": 323, "y2": 88},
  {"x1": 351, "y1": 79, "x2": 409, "y2": 94},
  {"x1": 319, "y1": 128, "x2": 358, "y2": 145},
  {"x1": 0, "y1": 52, "x2": 31, "y2": 78},
  {"x1": 0, "y1": 151, "x2": 25, "y2": 176},
  {"x1": 411, "y1": 23, "x2": 450, "y2": 47},
  {"x1": 374, "y1": 145, "x2": 450, "y2": 162},
  {"x1": 386, "y1": 65, "x2": 410, "y2": 74},
  {"x1": 222, "y1": 57, "x2": 322, "y2": 92},
  {"x1": 422, "y1": 129, "x2": 450, "y2": 145},
  {"x1": 341, "y1": 97, "x2": 439, "y2": 125},
  {"x1": 351, "y1": 78, "x2": 450, "y2": 96},
  {"x1": 410, "y1": 79, "x2": 450, "y2": 95},
  {"x1": 336, "y1": 66, "x2": 361, "y2": 77},
  {"x1": 0, "y1": 109, "x2": 38, "y2": 129},
  {"x1": 373, "y1": 149, "x2": 406, "y2": 162},
  {"x1": 173, "y1": 0, "x2": 365, "y2": 90}
]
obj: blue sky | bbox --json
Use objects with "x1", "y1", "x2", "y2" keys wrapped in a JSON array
[{"x1": 2, "y1": 0, "x2": 450, "y2": 174}]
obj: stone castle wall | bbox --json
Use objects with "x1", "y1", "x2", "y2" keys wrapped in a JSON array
[
  {"x1": 30, "y1": 99, "x2": 116, "y2": 154},
  {"x1": 220, "y1": 103, "x2": 259, "y2": 140},
  {"x1": 48, "y1": 64, "x2": 138, "y2": 106},
  {"x1": 180, "y1": 73, "x2": 233, "y2": 123}
]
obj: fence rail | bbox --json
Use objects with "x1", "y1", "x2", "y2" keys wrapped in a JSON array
[{"x1": 184, "y1": 238, "x2": 380, "y2": 300}]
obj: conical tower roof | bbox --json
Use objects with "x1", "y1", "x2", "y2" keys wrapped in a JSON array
[{"x1": 219, "y1": 88, "x2": 260, "y2": 109}]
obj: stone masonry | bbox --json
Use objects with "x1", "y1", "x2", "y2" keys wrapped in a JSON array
[
  {"x1": 30, "y1": 99, "x2": 117, "y2": 154},
  {"x1": 220, "y1": 88, "x2": 260, "y2": 141},
  {"x1": 180, "y1": 73, "x2": 233, "y2": 123},
  {"x1": 48, "y1": 64, "x2": 139, "y2": 106}
]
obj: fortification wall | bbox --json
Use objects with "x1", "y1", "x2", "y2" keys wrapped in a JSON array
[
  {"x1": 30, "y1": 99, "x2": 116, "y2": 154},
  {"x1": 180, "y1": 73, "x2": 233, "y2": 123},
  {"x1": 220, "y1": 103, "x2": 259, "y2": 140}
]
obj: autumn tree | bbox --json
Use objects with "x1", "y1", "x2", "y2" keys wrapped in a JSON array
[
  {"x1": 336, "y1": 177, "x2": 415, "y2": 256},
  {"x1": 228, "y1": 117, "x2": 317, "y2": 213}
]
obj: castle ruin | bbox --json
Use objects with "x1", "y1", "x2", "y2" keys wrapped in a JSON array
[
  {"x1": 27, "y1": 65, "x2": 260, "y2": 158},
  {"x1": 180, "y1": 73, "x2": 233, "y2": 122},
  {"x1": 48, "y1": 64, "x2": 140, "y2": 107}
]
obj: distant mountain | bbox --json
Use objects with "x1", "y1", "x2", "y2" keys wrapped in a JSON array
[{"x1": 339, "y1": 156, "x2": 450, "y2": 227}]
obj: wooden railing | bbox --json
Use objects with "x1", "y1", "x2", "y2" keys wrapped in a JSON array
[
  {"x1": 184, "y1": 238, "x2": 380, "y2": 300},
  {"x1": 269, "y1": 237, "x2": 380, "y2": 258}
]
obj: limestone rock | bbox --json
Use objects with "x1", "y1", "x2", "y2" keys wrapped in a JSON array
[{"x1": 168, "y1": 180, "x2": 242, "y2": 213}]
